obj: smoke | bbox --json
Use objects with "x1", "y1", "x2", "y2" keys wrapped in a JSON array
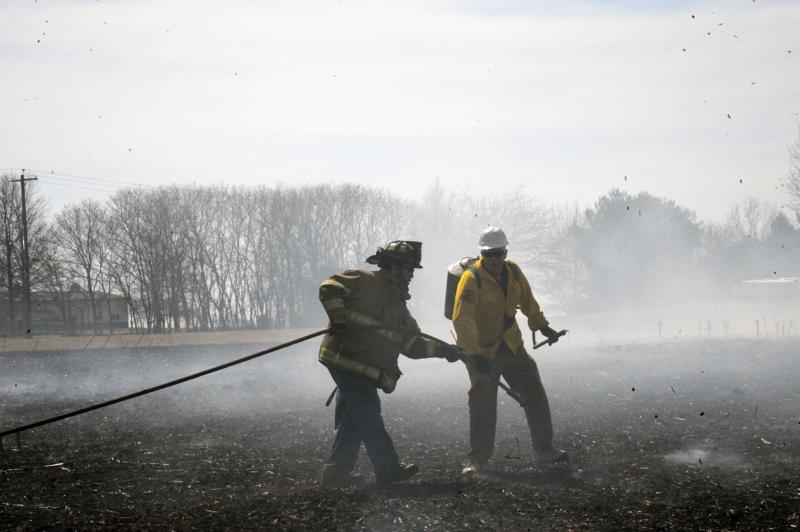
[
  {"x1": 0, "y1": 343, "x2": 332, "y2": 420},
  {"x1": 664, "y1": 448, "x2": 745, "y2": 469}
]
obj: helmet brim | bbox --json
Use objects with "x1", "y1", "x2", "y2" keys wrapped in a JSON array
[{"x1": 366, "y1": 254, "x2": 423, "y2": 268}]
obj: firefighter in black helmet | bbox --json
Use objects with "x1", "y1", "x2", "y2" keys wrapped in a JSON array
[{"x1": 318, "y1": 240, "x2": 461, "y2": 488}]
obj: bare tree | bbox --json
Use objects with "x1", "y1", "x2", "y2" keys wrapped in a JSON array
[
  {"x1": 786, "y1": 127, "x2": 800, "y2": 216},
  {"x1": 39, "y1": 227, "x2": 77, "y2": 334},
  {"x1": 0, "y1": 175, "x2": 20, "y2": 332},
  {"x1": 107, "y1": 188, "x2": 163, "y2": 332},
  {"x1": 724, "y1": 198, "x2": 777, "y2": 242},
  {"x1": 0, "y1": 175, "x2": 48, "y2": 335},
  {"x1": 544, "y1": 207, "x2": 591, "y2": 310},
  {"x1": 56, "y1": 199, "x2": 109, "y2": 332}
]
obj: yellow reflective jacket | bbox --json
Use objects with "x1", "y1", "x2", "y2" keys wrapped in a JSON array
[
  {"x1": 318, "y1": 269, "x2": 443, "y2": 393},
  {"x1": 452, "y1": 258, "x2": 548, "y2": 358}
]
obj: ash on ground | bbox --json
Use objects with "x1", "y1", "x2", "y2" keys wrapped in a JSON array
[{"x1": 1, "y1": 339, "x2": 799, "y2": 530}]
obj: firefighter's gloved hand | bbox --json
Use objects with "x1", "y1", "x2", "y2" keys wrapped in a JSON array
[
  {"x1": 441, "y1": 344, "x2": 463, "y2": 363},
  {"x1": 471, "y1": 355, "x2": 493, "y2": 374},
  {"x1": 540, "y1": 325, "x2": 560, "y2": 343}
]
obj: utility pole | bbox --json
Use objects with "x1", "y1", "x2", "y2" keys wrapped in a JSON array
[{"x1": 11, "y1": 169, "x2": 37, "y2": 335}]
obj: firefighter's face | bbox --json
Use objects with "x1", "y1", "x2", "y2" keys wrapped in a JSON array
[
  {"x1": 391, "y1": 264, "x2": 415, "y2": 284},
  {"x1": 481, "y1": 247, "x2": 507, "y2": 274}
]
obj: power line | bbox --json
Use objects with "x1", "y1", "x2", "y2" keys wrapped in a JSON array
[
  {"x1": 37, "y1": 178, "x2": 120, "y2": 193},
  {"x1": 38, "y1": 174, "x2": 128, "y2": 190},
  {"x1": 38, "y1": 174, "x2": 125, "y2": 189},
  {"x1": 4, "y1": 168, "x2": 146, "y2": 188},
  {"x1": 28, "y1": 168, "x2": 143, "y2": 187}
]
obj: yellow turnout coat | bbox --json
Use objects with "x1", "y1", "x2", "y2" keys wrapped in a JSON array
[{"x1": 452, "y1": 258, "x2": 549, "y2": 358}]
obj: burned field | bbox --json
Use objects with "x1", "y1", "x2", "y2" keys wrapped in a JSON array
[{"x1": 1, "y1": 338, "x2": 799, "y2": 530}]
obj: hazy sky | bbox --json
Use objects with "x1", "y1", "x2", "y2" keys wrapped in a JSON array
[{"x1": 1, "y1": 0, "x2": 798, "y2": 222}]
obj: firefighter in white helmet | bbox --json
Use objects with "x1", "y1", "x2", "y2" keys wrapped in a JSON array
[{"x1": 453, "y1": 227, "x2": 568, "y2": 477}]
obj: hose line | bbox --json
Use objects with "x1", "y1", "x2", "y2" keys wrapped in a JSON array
[
  {"x1": 0, "y1": 328, "x2": 330, "y2": 439},
  {"x1": 1, "y1": 322, "x2": 527, "y2": 440}
]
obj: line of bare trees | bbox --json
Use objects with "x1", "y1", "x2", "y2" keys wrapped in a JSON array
[
  {"x1": 43, "y1": 184, "x2": 412, "y2": 333},
  {"x1": 2, "y1": 160, "x2": 799, "y2": 335},
  {"x1": 0, "y1": 174, "x2": 573, "y2": 335}
]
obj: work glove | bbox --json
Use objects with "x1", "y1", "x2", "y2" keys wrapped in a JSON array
[
  {"x1": 540, "y1": 325, "x2": 560, "y2": 343},
  {"x1": 440, "y1": 343, "x2": 463, "y2": 363},
  {"x1": 470, "y1": 355, "x2": 493, "y2": 374}
]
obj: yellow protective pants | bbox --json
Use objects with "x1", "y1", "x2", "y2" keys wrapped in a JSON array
[{"x1": 465, "y1": 342, "x2": 554, "y2": 464}]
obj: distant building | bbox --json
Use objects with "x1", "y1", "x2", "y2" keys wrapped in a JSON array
[
  {"x1": 737, "y1": 277, "x2": 800, "y2": 301},
  {"x1": 0, "y1": 284, "x2": 129, "y2": 335}
]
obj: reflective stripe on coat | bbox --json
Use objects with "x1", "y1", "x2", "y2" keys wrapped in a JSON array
[{"x1": 318, "y1": 269, "x2": 441, "y2": 392}]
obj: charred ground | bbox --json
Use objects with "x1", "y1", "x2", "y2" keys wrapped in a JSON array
[{"x1": 1, "y1": 338, "x2": 799, "y2": 530}]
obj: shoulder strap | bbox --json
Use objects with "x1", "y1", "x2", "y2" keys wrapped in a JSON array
[{"x1": 465, "y1": 264, "x2": 481, "y2": 289}]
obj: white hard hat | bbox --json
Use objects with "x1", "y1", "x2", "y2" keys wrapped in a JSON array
[{"x1": 478, "y1": 226, "x2": 508, "y2": 250}]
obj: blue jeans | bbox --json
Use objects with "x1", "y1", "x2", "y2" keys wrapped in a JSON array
[{"x1": 326, "y1": 366, "x2": 400, "y2": 479}]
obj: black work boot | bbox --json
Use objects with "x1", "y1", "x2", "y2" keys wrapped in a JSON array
[
  {"x1": 376, "y1": 463, "x2": 419, "y2": 485},
  {"x1": 320, "y1": 464, "x2": 364, "y2": 489}
]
